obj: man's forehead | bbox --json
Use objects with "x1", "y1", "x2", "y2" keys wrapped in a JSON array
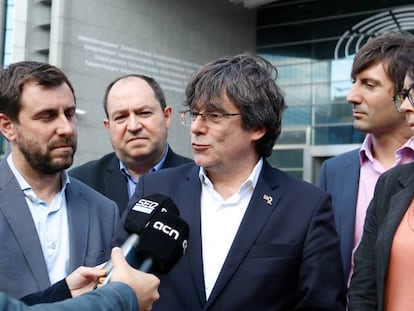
[
  {"x1": 194, "y1": 95, "x2": 236, "y2": 111},
  {"x1": 20, "y1": 82, "x2": 75, "y2": 109}
]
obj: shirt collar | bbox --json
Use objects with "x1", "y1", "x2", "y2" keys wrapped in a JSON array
[
  {"x1": 7, "y1": 153, "x2": 70, "y2": 192},
  {"x1": 359, "y1": 133, "x2": 414, "y2": 164},
  {"x1": 198, "y1": 157, "x2": 263, "y2": 192},
  {"x1": 359, "y1": 134, "x2": 374, "y2": 164},
  {"x1": 119, "y1": 145, "x2": 169, "y2": 180}
]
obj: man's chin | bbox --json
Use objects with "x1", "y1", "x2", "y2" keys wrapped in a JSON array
[
  {"x1": 353, "y1": 121, "x2": 368, "y2": 133},
  {"x1": 51, "y1": 156, "x2": 74, "y2": 170},
  {"x1": 127, "y1": 148, "x2": 152, "y2": 158}
]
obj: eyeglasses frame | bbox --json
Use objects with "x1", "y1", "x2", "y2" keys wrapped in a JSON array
[
  {"x1": 393, "y1": 87, "x2": 414, "y2": 112},
  {"x1": 179, "y1": 110, "x2": 241, "y2": 126}
]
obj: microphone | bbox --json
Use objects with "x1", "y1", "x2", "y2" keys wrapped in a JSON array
[
  {"x1": 124, "y1": 193, "x2": 179, "y2": 234},
  {"x1": 95, "y1": 193, "x2": 180, "y2": 288},
  {"x1": 135, "y1": 211, "x2": 189, "y2": 274}
]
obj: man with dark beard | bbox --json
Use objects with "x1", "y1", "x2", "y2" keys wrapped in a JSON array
[{"x1": 0, "y1": 61, "x2": 128, "y2": 299}]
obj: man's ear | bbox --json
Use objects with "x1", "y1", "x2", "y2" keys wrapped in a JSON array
[
  {"x1": 103, "y1": 118, "x2": 110, "y2": 130},
  {"x1": 0, "y1": 113, "x2": 15, "y2": 141},
  {"x1": 251, "y1": 125, "x2": 266, "y2": 142},
  {"x1": 164, "y1": 106, "x2": 172, "y2": 128}
]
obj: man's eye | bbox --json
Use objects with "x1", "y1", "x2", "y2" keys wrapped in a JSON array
[
  {"x1": 65, "y1": 110, "x2": 76, "y2": 118},
  {"x1": 209, "y1": 113, "x2": 221, "y2": 121},
  {"x1": 114, "y1": 115, "x2": 127, "y2": 121},
  {"x1": 140, "y1": 111, "x2": 153, "y2": 117},
  {"x1": 40, "y1": 114, "x2": 54, "y2": 121}
]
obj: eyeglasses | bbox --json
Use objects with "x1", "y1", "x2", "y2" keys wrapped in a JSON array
[
  {"x1": 179, "y1": 110, "x2": 241, "y2": 126},
  {"x1": 393, "y1": 87, "x2": 414, "y2": 112}
]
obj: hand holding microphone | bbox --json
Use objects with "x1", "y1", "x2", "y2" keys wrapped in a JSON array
[{"x1": 96, "y1": 194, "x2": 189, "y2": 287}]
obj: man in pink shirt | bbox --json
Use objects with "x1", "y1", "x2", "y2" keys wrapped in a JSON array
[{"x1": 317, "y1": 31, "x2": 414, "y2": 288}]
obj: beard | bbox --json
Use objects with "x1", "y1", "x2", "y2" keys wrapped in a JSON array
[{"x1": 17, "y1": 135, "x2": 77, "y2": 175}]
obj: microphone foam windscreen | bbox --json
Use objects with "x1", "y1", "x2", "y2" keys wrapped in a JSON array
[
  {"x1": 125, "y1": 193, "x2": 179, "y2": 234},
  {"x1": 137, "y1": 212, "x2": 189, "y2": 274}
]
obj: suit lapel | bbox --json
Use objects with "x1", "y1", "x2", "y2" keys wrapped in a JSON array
[
  {"x1": 0, "y1": 160, "x2": 50, "y2": 288},
  {"x1": 104, "y1": 155, "x2": 129, "y2": 213},
  {"x1": 205, "y1": 161, "x2": 280, "y2": 308},
  {"x1": 163, "y1": 147, "x2": 177, "y2": 168},
  {"x1": 65, "y1": 182, "x2": 89, "y2": 271},
  {"x1": 335, "y1": 152, "x2": 360, "y2": 276},
  {"x1": 336, "y1": 152, "x2": 360, "y2": 234},
  {"x1": 176, "y1": 167, "x2": 207, "y2": 305}
]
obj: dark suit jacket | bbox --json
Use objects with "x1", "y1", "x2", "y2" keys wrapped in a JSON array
[
  {"x1": 317, "y1": 149, "x2": 360, "y2": 283},
  {"x1": 69, "y1": 146, "x2": 192, "y2": 214},
  {"x1": 127, "y1": 160, "x2": 346, "y2": 310},
  {"x1": 349, "y1": 162, "x2": 414, "y2": 311},
  {"x1": 0, "y1": 283, "x2": 138, "y2": 311},
  {"x1": 0, "y1": 158, "x2": 127, "y2": 299}
]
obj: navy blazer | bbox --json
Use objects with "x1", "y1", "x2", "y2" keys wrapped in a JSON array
[
  {"x1": 317, "y1": 149, "x2": 360, "y2": 283},
  {"x1": 126, "y1": 160, "x2": 346, "y2": 310},
  {"x1": 349, "y1": 162, "x2": 414, "y2": 311},
  {"x1": 69, "y1": 146, "x2": 192, "y2": 214},
  {"x1": 0, "y1": 158, "x2": 127, "y2": 298}
]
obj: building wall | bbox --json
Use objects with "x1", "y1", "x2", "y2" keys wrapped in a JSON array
[{"x1": 11, "y1": 0, "x2": 256, "y2": 165}]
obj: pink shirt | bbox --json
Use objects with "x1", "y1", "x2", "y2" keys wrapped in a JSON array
[{"x1": 348, "y1": 134, "x2": 414, "y2": 286}]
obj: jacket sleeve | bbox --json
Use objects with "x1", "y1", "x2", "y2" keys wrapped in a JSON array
[
  {"x1": 297, "y1": 192, "x2": 346, "y2": 310},
  {"x1": 0, "y1": 283, "x2": 138, "y2": 311},
  {"x1": 348, "y1": 177, "x2": 383, "y2": 310},
  {"x1": 19, "y1": 279, "x2": 71, "y2": 305}
]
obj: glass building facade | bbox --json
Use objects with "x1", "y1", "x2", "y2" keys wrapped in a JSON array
[
  {"x1": 264, "y1": 54, "x2": 365, "y2": 181},
  {"x1": 257, "y1": 0, "x2": 414, "y2": 182},
  {"x1": 0, "y1": 0, "x2": 13, "y2": 155}
]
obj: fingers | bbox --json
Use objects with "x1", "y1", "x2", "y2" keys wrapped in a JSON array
[
  {"x1": 67, "y1": 266, "x2": 106, "y2": 284},
  {"x1": 110, "y1": 247, "x2": 126, "y2": 268},
  {"x1": 66, "y1": 266, "x2": 107, "y2": 298},
  {"x1": 75, "y1": 266, "x2": 107, "y2": 279},
  {"x1": 95, "y1": 262, "x2": 106, "y2": 269}
]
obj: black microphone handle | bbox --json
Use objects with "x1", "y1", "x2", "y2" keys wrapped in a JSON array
[{"x1": 138, "y1": 257, "x2": 154, "y2": 273}]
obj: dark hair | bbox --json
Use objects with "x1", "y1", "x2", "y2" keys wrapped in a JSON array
[
  {"x1": 407, "y1": 63, "x2": 414, "y2": 83},
  {"x1": 351, "y1": 31, "x2": 414, "y2": 93},
  {"x1": 184, "y1": 53, "x2": 286, "y2": 157},
  {"x1": 402, "y1": 45, "x2": 414, "y2": 84},
  {"x1": 102, "y1": 74, "x2": 166, "y2": 117},
  {"x1": 0, "y1": 61, "x2": 75, "y2": 122}
]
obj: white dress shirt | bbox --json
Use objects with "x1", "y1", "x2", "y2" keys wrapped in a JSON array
[{"x1": 200, "y1": 158, "x2": 263, "y2": 299}]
